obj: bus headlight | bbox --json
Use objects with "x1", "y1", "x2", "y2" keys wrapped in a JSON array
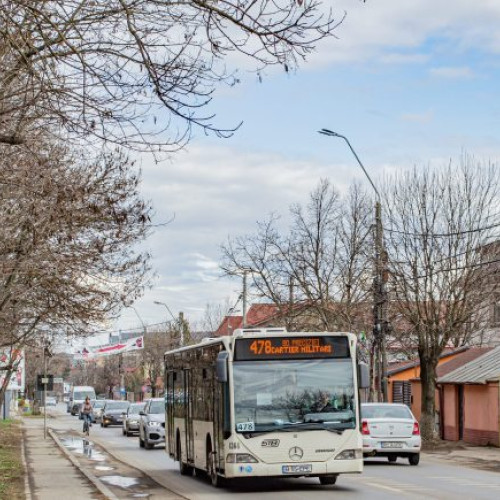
[
  {"x1": 226, "y1": 453, "x2": 259, "y2": 463},
  {"x1": 335, "y1": 449, "x2": 362, "y2": 460}
]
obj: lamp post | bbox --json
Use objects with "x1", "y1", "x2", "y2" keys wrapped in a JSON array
[
  {"x1": 318, "y1": 128, "x2": 388, "y2": 403},
  {"x1": 154, "y1": 301, "x2": 184, "y2": 347}
]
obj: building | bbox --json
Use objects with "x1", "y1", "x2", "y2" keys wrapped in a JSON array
[{"x1": 438, "y1": 346, "x2": 500, "y2": 446}]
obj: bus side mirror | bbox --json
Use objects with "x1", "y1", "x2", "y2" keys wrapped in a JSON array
[
  {"x1": 358, "y1": 362, "x2": 370, "y2": 389},
  {"x1": 216, "y1": 352, "x2": 229, "y2": 383}
]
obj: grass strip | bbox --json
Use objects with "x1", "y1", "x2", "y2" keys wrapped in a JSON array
[{"x1": 0, "y1": 419, "x2": 24, "y2": 499}]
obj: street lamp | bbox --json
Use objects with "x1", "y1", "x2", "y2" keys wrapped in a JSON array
[
  {"x1": 154, "y1": 301, "x2": 184, "y2": 346},
  {"x1": 318, "y1": 128, "x2": 388, "y2": 403}
]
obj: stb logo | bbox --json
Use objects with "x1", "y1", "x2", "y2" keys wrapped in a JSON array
[{"x1": 289, "y1": 446, "x2": 304, "y2": 461}]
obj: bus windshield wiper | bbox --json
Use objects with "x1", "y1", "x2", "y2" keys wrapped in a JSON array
[
  {"x1": 277, "y1": 422, "x2": 346, "y2": 434},
  {"x1": 241, "y1": 421, "x2": 345, "y2": 437}
]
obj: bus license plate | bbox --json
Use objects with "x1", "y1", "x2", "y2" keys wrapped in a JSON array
[
  {"x1": 381, "y1": 442, "x2": 403, "y2": 448},
  {"x1": 282, "y1": 464, "x2": 312, "y2": 474}
]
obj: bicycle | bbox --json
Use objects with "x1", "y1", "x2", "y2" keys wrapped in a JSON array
[{"x1": 82, "y1": 415, "x2": 91, "y2": 436}]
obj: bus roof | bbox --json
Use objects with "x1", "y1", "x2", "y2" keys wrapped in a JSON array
[{"x1": 164, "y1": 328, "x2": 357, "y2": 357}]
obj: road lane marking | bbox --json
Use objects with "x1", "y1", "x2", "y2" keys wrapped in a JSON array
[{"x1": 363, "y1": 481, "x2": 406, "y2": 493}]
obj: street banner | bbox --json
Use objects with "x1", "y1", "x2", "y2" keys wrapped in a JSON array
[
  {"x1": 74, "y1": 335, "x2": 144, "y2": 360},
  {"x1": 0, "y1": 348, "x2": 25, "y2": 391}
]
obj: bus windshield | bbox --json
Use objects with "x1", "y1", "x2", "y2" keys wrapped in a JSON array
[{"x1": 233, "y1": 358, "x2": 356, "y2": 434}]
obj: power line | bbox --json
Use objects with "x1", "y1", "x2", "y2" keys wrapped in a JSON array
[{"x1": 386, "y1": 221, "x2": 500, "y2": 238}]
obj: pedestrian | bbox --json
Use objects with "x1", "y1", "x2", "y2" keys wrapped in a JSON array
[{"x1": 81, "y1": 396, "x2": 93, "y2": 432}]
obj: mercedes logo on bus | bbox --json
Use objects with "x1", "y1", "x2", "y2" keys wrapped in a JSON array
[{"x1": 289, "y1": 446, "x2": 304, "y2": 461}]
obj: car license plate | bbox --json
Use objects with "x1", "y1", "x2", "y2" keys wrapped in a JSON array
[
  {"x1": 282, "y1": 464, "x2": 312, "y2": 474},
  {"x1": 381, "y1": 442, "x2": 403, "y2": 448}
]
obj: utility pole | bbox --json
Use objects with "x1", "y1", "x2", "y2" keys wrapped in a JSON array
[
  {"x1": 242, "y1": 270, "x2": 248, "y2": 328},
  {"x1": 178, "y1": 311, "x2": 185, "y2": 347},
  {"x1": 42, "y1": 342, "x2": 46, "y2": 439},
  {"x1": 119, "y1": 330, "x2": 124, "y2": 401},
  {"x1": 319, "y1": 128, "x2": 389, "y2": 402}
]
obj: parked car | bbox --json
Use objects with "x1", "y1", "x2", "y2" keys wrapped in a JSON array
[
  {"x1": 138, "y1": 398, "x2": 165, "y2": 449},
  {"x1": 122, "y1": 402, "x2": 146, "y2": 436},
  {"x1": 90, "y1": 399, "x2": 106, "y2": 423},
  {"x1": 361, "y1": 403, "x2": 421, "y2": 465},
  {"x1": 101, "y1": 400, "x2": 130, "y2": 427}
]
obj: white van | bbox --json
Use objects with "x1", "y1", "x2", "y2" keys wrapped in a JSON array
[{"x1": 70, "y1": 385, "x2": 96, "y2": 417}]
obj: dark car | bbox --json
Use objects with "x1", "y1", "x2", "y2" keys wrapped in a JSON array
[
  {"x1": 122, "y1": 402, "x2": 146, "y2": 436},
  {"x1": 138, "y1": 398, "x2": 165, "y2": 449},
  {"x1": 101, "y1": 400, "x2": 130, "y2": 427}
]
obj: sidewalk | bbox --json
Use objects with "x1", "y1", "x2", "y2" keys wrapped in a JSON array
[
  {"x1": 424, "y1": 440, "x2": 500, "y2": 472},
  {"x1": 22, "y1": 417, "x2": 109, "y2": 500}
]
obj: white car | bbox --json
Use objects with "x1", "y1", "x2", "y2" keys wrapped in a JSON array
[
  {"x1": 138, "y1": 398, "x2": 165, "y2": 449},
  {"x1": 361, "y1": 403, "x2": 421, "y2": 465}
]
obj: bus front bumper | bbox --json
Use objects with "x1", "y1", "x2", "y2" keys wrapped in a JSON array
[{"x1": 224, "y1": 458, "x2": 363, "y2": 478}]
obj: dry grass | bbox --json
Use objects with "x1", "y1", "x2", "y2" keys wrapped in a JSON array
[{"x1": 0, "y1": 419, "x2": 24, "y2": 500}]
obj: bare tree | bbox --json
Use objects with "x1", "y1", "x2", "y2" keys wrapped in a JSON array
[
  {"x1": 0, "y1": 140, "x2": 152, "y2": 403},
  {"x1": 384, "y1": 157, "x2": 500, "y2": 440},
  {"x1": 0, "y1": 0, "x2": 342, "y2": 153},
  {"x1": 221, "y1": 180, "x2": 373, "y2": 331},
  {"x1": 141, "y1": 325, "x2": 178, "y2": 397}
]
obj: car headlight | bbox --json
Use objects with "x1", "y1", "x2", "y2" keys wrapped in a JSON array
[
  {"x1": 226, "y1": 453, "x2": 258, "y2": 463},
  {"x1": 129, "y1": 420, "x2": 138, "y2": 425},
  {"x1": 148, "y1": 421, "x2": 161, "y2": 427},
  {"x1": 335, "y1": 449, "x2": 362, "y2": 460}
]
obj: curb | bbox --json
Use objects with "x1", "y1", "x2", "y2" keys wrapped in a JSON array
[
  {"x1": 20, "y1": 432, "x2": 32, "y2": 500},
  {"x1": 81, "y1": 431, "x2": 188, "y2": 499},
  {"x1": 48, "y1": 428, "x2": 120, "y2": 500}
]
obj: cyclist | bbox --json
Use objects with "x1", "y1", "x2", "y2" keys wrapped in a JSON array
[{"x1": 81, "y1": 396, "x2": 93, "y2": 434}]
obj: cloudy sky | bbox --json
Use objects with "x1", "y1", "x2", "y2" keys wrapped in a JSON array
[{"x1": 108, "y1": 0, "x2": 500, "y2": 339}]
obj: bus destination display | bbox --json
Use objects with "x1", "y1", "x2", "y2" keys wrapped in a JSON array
[{"x1": 234, "y1": 336, "x2": 349, "y2": 361}]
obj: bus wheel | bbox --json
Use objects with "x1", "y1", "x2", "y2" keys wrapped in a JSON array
[
  {"x1": 319, "y1": 475, "x2": 338, "y2": 485},
  {"x1": 177, "y1": 436, "x2": 192, "y2": 476},
  {"x1": 207, "y1": 449, "x2": 224, "y2": 487}
]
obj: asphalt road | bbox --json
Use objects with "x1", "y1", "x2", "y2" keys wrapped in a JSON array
[{"x1": 49, "y1": 403, "x2": 500, "y2": 499}]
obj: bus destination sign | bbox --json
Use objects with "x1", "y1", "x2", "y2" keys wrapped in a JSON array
[{"x1": 234, "y1": 336, "x2": 349, "y2": 361}]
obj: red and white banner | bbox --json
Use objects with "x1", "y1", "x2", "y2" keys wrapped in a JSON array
[
  {"x1": 0, "y1": 349, "x2": 25, "y2": 391},
  {"x1": 74, "y1": 336, "x2": 144, "y2": 360}
]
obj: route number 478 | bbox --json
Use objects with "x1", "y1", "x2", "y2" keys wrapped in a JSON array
[{"x1": 249, "y1": 340, "x2": 272, "y2": 354}]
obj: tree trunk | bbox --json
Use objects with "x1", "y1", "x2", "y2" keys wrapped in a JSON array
[
  {"x1": 419, "y1": 352, "x2": 438, "y2": 441},
  {"x1": 0, "y1": 368, "x2": 14, "y2": 415}
]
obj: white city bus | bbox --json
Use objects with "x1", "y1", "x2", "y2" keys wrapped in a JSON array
[{"x1": 164, "y1": 328, "x2": 369, "y2": 487}]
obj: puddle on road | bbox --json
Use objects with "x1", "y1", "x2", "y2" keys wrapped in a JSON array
[
  {"x1": 57, "y1": 432, "x2": 160, "y2": 497},
  {"x1": 60, "y1": 437, "x2": 106, "y2": 462},
  {"x1": 100, "y1": 475, "x2": 139, "y2": 488},
  {"x1": 95, "y1": 466, "x2": 114, "y2": 471}
]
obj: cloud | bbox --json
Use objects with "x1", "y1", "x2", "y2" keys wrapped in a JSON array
[
  {"x1": 112, "y1": 144, "x2": 359, "y2": 331},
  {"x1": 306, "y1": 1, "x2": 500, "y2": 67},
  {"x1": 429, "y1": 66, "x2": 475, "y2": 79}
]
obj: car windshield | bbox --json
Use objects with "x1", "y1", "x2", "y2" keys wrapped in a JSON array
[
  {"x1": 233, "y1": 358, "x2": 356, "y2": 434},
  {"x1": 149, "y1": 401, "x2": 164, "y2": 414},
  {"x1": 74, "y1": 391, "x2": 95, "y2": 400},
  {"x1": 106, "y1": 401, "x2": 129, "y2": 410},
  {"x1": 129, "y1": 403, "x2": 145, "y2": 414},
  {"x1": 362, "y1": 405, "x2": 412, "y2": 419}
]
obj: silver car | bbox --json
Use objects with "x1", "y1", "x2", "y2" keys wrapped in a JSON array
[
  {"x1": 138, "y1": 398, "x2": 165, "y2": 449},
  {"x1": 90, "y1": 399, "x2": 106, "y2": 423},
  {"x1": 122, "y1": 402, "x2": 146, "y2": 436},
  {"x1": 361, "y1": 403, "x2": 421, "y2": 465}
]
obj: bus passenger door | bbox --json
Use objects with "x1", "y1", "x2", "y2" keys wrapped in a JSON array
[
  {"x1": 166, "y1": 371, "x2": 175, "y2": 458},
  {"x1": 184, "y1": 368, "x2": 194, "y2": 463}
]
